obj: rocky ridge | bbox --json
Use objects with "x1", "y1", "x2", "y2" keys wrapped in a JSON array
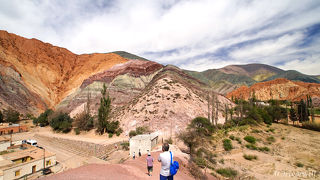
[{"x1": 226, "y1": 78, "x2": 320, "y2": 104}]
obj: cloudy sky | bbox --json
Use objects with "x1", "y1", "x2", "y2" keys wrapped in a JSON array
[{"x1": 1, "y1": 0, "x2": 320, "y2": 75}]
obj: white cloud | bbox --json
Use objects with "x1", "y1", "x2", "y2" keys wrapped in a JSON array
[{"x1": 0, "y1": 0, "x2": 319, "y2": 75}]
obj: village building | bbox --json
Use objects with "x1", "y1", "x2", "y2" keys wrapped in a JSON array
[
  {"x1": 0, "y1": 144, "x2": 56, "y2": 180},
  {"x1": 129, "y1": 132, "x2": 158, "y2": 156},
  {"x1": 0, "y1": 123, "x2": 28, "y2": 135},
  {"x1": 0, "y1": 137, "x2": 11, "y2": 152}
]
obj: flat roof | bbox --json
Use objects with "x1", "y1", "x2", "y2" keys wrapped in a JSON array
[
  {"x1": 0, "y1": 136, "x2": 9, "y2": 142},
  {"x1": 0, "y1": 144, "x2": 55, "y2": 169},
  {"x1": 131, "y1": 132, "x2": 158, "y2": 141}
]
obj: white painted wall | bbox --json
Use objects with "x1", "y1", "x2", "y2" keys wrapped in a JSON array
[{"x1": 2, "y1": 156, "x2": 56, "y2": 180}]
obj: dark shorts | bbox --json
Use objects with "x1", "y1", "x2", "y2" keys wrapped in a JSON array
[
  {"x1": 147, "y1": 166, "x2": 153, "y2": 172},
  {"x1": 160, "y1": 174, "x2": 173, "y2": 180}
]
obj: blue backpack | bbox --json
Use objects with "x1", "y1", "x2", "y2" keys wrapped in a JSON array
[{"x1": 170, "y1": 151, "x2": 179, "y2": 176}]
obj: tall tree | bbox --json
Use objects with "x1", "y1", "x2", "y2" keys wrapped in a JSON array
[
  {"x1": 289, "y1": 104, "x2": 298, "y2": 125},
  {"x1": 97, "y1": 84, "x2": 111, "y2": 134},
  {"x1": 297, "y1": 99, "x2": 309, "y2": 122}
]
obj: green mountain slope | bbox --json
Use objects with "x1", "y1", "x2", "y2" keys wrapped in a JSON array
[{"x1": 264, "y1": 70, "x2": 320, "y2": 83}]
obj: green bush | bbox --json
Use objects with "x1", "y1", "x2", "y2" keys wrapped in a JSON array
[
  {"x1": 194, "y1": 157, "x2": 207, "y2": 168},
  {"x1": 49, "y1": 112, "x2": 73, "y2": 133},
  {"x1": 129, "y1": 130, "x2": 137, "y2": 138},
  {"x1": 120, "y1": 142, "x2": 129, "y2": 150},
  {"x1": 243, "y1": 154, "x2": 258, "y2": 160},
  {"x1": 216, "y1": 168, "x2": 238, "y2": 178},
  {"x1": 258, "y1": 146, "x2": 270, "y2": 152},
  {"x1": 223, "y1": 139, "x2": 233, "y2": 151},
  {"x1": 34, "y1": 109, "x2": 53, "y2": 127},
  {"x1": 267, "y1": 136, "x2": 276, "y2": 143},
  {"x1": 295, "y1": 162, "x2": 304, "y2": 167},
  {"x1": 244, "y1": 136, "x2": 256, "y2": 144},
  {"x1": 266, "y1": 128, "x2": 275, "y2": 133},
  {"x1": 108, "y1": 133, "x2": 113, "y2": 138},
  {"x1": 251, "y1": 129, "x2": 262, "y2": 133},
  {"x1": 246, "y1": 144, "x2": 257, "y2": 150},
  {"x1": 229, "y1": 135, "x2": 235, "y2": 140},
  {"x1": 4, "y1": 108, "x2": 20, "y2": 124},
  {"x1": 74, "y1": 128, "x2": 80, "y2": 135},
  {"x1": 301, "y1": 122, "x2": 320, "y2": 132}
]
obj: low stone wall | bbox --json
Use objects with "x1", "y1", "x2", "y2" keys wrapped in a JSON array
[{"x1": 34, "y1": 134, "x2": 126, "y2": 160}]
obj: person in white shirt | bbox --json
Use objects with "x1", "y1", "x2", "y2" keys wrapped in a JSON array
[{"x1": 158, "y1": 143, "x2": 173, "y2": 180}]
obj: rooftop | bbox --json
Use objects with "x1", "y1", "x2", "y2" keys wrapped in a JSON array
[
  {"x1": 0, "y1": 144, "x2": 55, "y2": 169},
  {"x1": 130, "y1": 132, "x2": 158, "y2": 141}
]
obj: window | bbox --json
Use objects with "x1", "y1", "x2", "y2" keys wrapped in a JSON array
[
  {"x1": 15, "y1": 170, "x2": 20, "y2": 176},
  {"x1": 46, "y1": 160, "x2": 51, "y2": 166}
]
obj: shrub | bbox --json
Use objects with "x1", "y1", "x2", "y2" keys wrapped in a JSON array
[
  {"x1": 108, "y1": 133, "x2": 113, "y2": 138},
  {"x1": 223, "y1": 139, "x2": 233, "y2": 151},
  {"x1": 258, "y1": 146, "x2": 270, "y2": 152},
  {"x1": 189, "y1": 162, "x2": 206, "y2": 179},
  {"x1": 189, "y1": 117, "x2": 214, "y2": 136},
  {"x1": 34, "y1": 109, "x2": 53, "y2": 127},
  {"x1": 295, "y1": 162, "x2": 304, "y2": 167},
  {"x1": 246, "y1": 144, "x2": 257, "y2": 150},
  {"x1": 129, "y1": 130, "x2": 137, "y2": 138},
  {"x1": 135, "y1": 126, "x2": 150, "y2": 134},
  {"x1": 235, "y1": 137, "x2": 242, "y2": 144},
  {"x1": 216, "y1": 168, "x2": 238, "y2": 178},
  {"x1": 229, "y1": 135, "x2": 235, "y2": 140},
  {"x1": 4, "y1": 108, "x2": 20, "y2": 123},
  {"x1": 301, "y1": 122, "x2": 320, "y2": 132},
  {"x1": 219, "y1": 159, "x2": 224, "y2": 164},
  {"x1": 243, "y1": 154, "x2": 258, "y2": 160},
  {"x1": 120, "y1": 142, "x2": 129, "y2": 150},
  {"x1": 266, "y1": 128, "x2": 275, "y2": 133},
  {"x1": 267, "y1": 136, "x2": 276, "y2": 143},
  {"x1": 244, "y1": 136, "x2": 256, "y2": 144},
  {"x1": 74, "y1": 111, "x2": 94, "y2": 131},
  {"x1": 49, "y1": 112, "x2": 73, "y2": 133},
  {"x1": 74, "y1": 128, "x2": 80, "y2": 135},
  {"x1": 194, "y1": 157, "x2": 207, "y2": 168},
  {"x1": 251, "y1": 129, "x2": 262, "y2": 133}
]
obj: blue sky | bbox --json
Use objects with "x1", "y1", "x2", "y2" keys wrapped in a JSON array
[{"x1": 0, "y1": 0, "x2": 320, "y2": 75}]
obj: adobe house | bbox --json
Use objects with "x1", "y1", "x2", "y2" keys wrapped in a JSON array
[
  {"x1": 129, "y1": 133, "x2": 158, "y2": 156},
  {"x1": 0, "y1": 144, "x2": 56, "y2": 180},
  {"x1": 0, "y1": 124, "x2": 28, "y2": 135}
]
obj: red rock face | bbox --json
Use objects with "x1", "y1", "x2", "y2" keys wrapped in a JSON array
[
  {"x1": 227, "y1": 78, "x2": 320, "y2": 103},
  {"x1": 0, "y1": 30, "x2": 128, "y2": 114},
  {"x1": 81, "y1": 60, "x2": 163, "y2": 88}
]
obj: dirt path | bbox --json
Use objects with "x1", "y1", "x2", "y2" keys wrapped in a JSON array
[{"x1": 43, "y1": 151, "x2": 215, "y2": 180}]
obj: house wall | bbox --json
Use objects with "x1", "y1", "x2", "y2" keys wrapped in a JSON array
[
  {"x1": 129, "y1": 138, "x2": 152, "y2": 156},
  {"x1": 0, "y1": 125, "x2": 28, "y2": 135},
  {"x1": 0, "y1": 142, "x2": 10, "y2": 152},
  {"x1": 1, "y1": 156, "x2": 56, "y2": 180}
]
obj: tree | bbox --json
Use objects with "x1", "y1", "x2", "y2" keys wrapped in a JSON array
[
  {"x1": 178, "y1": 130, "x2": 199, "y2": 154},
  {"x1": 0, "y1": 110, "x2": 3, "y2": 123},
  {"x1": 96, "y1": 84, "x2": 122, "y2": 135},
  {"x1": 74, "y1": 92, "x2": 94, "y2": 131},
  {"x1": 297, "y1": 99, "x2": 309, "y2": 122},
  {"x1": 34, "y1": 109, "x2": 53, "y2": 126},
  {"x1": 188, "y1": 117, "x2": 214, "y2": 137},
  {"x1": 97, "y1": 84, "x2": 111, "y2": 134},
  {"x1": 4, "y1": 108, "x2": 20, "y2": 123},
  {"x1": 49, "y1": 112, "x2": 73, "y2": 133},
  {"x1": 289, "y1": 105, "x2": 298, "y2": 125}
]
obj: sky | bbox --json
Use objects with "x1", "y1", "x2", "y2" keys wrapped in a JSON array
[{"x1": 0, "y1": 0, "x2": 320, "y2": 75}]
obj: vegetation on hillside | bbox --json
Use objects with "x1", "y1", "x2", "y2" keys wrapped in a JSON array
[
  {"x1": 97, "y1": 83, "x2": 122, "y2": 136},
  {"x1": 3, "y1": 108, "x2": 20, "y2": 123}
]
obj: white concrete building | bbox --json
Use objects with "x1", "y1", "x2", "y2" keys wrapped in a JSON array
[
  {"x1": 129, "y1": 133, "x2": 159, "y2": 156},
  {"x1": 0, "y1": 144, "x2": 56, "y2": 180},
  {"x1": 0, "y1": 137, "x2": 10, "y2": 152}
]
